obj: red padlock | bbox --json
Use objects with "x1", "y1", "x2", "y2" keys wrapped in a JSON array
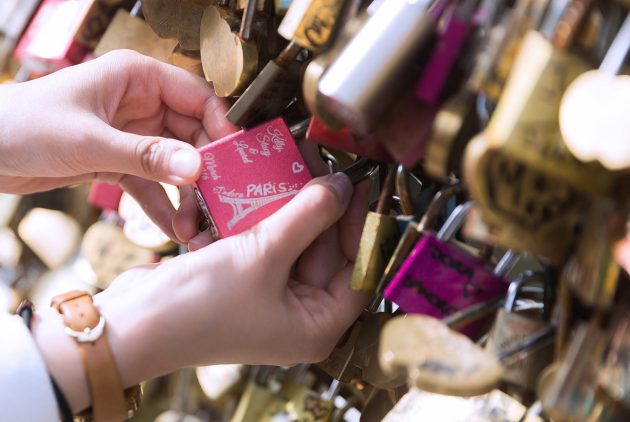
[{"x1": 194, "y1": 117, "x2": 312, "y2": 239}]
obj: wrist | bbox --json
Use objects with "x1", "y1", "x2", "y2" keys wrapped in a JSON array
[{"x1": 31, "y1": 307, "x2": 90, "y2": 413}]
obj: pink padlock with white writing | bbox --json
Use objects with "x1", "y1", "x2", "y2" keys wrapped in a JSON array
[
  {"x1": 194, "y1": 117, "x2": 312, "y2": 239},
  {"x1": 384, "y1": 202, "x2": 514, "y2": 337}
]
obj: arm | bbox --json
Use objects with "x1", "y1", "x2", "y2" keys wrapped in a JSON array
[{"x1": 31, "y1": 174, "x2": 371, "y2": 414}]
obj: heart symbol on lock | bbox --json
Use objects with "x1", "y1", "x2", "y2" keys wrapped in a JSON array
[{"x1": 292, "y1": 162, "x2": 305, "y2": 174}]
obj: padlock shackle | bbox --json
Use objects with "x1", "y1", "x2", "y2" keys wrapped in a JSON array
[
  {"x1": 493, "y1": 250, "x2": 520, "y2": 278},
  {"x1": 436, "y1": 201, "x2": 473, "y2": 241},
  {"x1": 504, "y1": 271, "x2": 547, "y2": 311},
  {"x1": 376, "y1": 166, "x2": 397, "y2": 215},
  {"x1": 396, "y1": 165, "x2": 418, "y2": 216},
  {"x1": 417, "y1": 182, "x2": 463, "y2": 233},
  {"x1": 497, "y1": 325, "x2": 556, "y2": 362},
  {"x1": 443, "y1": 296, "x2": 503, "y2": 331},
  {"x1": 341, "y1": 158, "x2": 379, "y2": 185},
  {"x1": 239, "y1": 0, "x2": 257, "y2": 41}
]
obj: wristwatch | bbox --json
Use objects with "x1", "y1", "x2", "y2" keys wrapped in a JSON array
[{"x1": 51, "y1": 290, "x2": 128, "y2": 421}]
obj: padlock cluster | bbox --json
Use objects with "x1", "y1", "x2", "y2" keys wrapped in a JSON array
[{"x1": 2, "y1": 0, "x2": 630, "y2": 421}]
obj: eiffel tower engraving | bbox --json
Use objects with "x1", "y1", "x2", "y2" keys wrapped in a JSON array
[{"x1": 219, "y1": 189, "x2": 300, "y2": 230}]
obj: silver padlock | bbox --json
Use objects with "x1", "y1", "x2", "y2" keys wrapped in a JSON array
[{"x1": 485, "y1": 271, "x2": 553, "y2": 392}]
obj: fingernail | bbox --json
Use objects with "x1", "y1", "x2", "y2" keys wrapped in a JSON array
[
  {"x1": 170, "y1": 149, "x2": 201, "y2": 179},
  {"x1": 327, "y1": 172, "x2": 352, "y2": 207}
]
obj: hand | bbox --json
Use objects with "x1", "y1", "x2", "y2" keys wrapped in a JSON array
[
  {"x1": 0, "y1": 49, "x2": 237, "y2": 241},
  {"x1": 33, "y1": 172, "x2": 372, "y2": 412}
]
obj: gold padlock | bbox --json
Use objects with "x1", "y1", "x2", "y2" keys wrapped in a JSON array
[
  {"x1": 350, "y1": 166, "x2": 402, "y2": 293},
  {"x1": 464, "y1": 23, "x2": 616, "y2": 264}
]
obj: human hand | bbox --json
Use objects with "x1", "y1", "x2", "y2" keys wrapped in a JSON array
[
  {"x1": 34, "y1": 171, "x2": 372, "y2": 412},
  {"x1": 0, "y1": 49, "x2": 237, "y2": 241}
]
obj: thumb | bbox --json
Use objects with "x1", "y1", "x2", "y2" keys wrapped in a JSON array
[
  {"x1": 90, "y1": 125, "x2": 202, "y2": 184},
  {"x1": 253, "y1": 172, "x2": 353, "y2": 263}
]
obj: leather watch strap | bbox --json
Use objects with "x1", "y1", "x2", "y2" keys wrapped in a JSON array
[{"x1": 51, "y1": 291, "x2": 127, "y2": 422}]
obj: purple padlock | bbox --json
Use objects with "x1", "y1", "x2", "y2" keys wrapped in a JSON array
[
  {"x1": 384, "y1": 202, "x2": 515, "y2": 337},
  {"x1": 415, "y1": 1, "x2": 476, "y2": 104}
]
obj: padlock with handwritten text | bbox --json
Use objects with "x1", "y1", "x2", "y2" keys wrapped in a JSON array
[
  {"x1": 485, "y1": 271, "x2": 552, "y2": 392},
  {"x1": 378, "y1": 183, "x2": 462, "y2": 295},
  {"x1": 463, "y1": 26, "x2": 613, "y2": 263},
  {"x1": 384, "y1": 202, "x2": 511, "y2": 337},
  {"x1": 193, "y1": 117, "x2": 311, "y2": 239}
]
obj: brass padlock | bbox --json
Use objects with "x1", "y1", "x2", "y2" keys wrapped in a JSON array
[
  {"x1": 200, "y1": 1, "x2": 260, "y2": 97},
  {"x1": 278, "y1": 0, "x2": 345, "y2": 53},
  {"x1": 485, "y1": 271, "x2": 553, "y2": 392},
  {"x1": 350, "y1": 165, "x2": 402, "y2": 293},
  {"x1": 142, "y1": 0, "x2": 206, "y2": 51},
  {"x1": 463, "y1": 25, "x2": 614, "y2": 264},
  {"x1": 94, "y1": 8, "x2": 178, "y2": 62}
]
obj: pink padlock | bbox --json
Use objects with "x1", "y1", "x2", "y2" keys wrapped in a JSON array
[
  {"x1": 194, "y1": 117, "x2": 312, "y2": 239},
  {"x1": 88, "y1": 181, "x2": 123, "y2": 212},
  {"x1": 14, "y1": 0, "x2": 92, "y2": 76},
  {"x1": 384, "y1": 201, "x2": 516, "y2": 337},
  {"x1": 415, "y1": 0, "x2": 477, "y2": 104}
]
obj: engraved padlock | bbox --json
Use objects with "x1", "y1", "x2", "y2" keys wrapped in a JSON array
[
  {"x1": 463, "y1": 23, "x2": 615, "y2": 264},
  {"x1": 384, "y1": 201, "x2": 512, "y2": 337},
  {"x1": 485, "y1": 271, "x2": 553, "y2": 392}
]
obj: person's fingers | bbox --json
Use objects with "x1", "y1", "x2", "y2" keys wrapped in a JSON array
[
  {"x1": 85, "y1": 122, "x2": 202, "y2": 185},
  {"x1": 188, "y1": 229, "x2": 215, "y2": 251},
  {"x1": 325, "y1": 266, "x2": 371, "y2": 334},
  {"x1": 0, "y1": 174, "x2": 95, "y2": 194},
  {"x1": 294, "y1": 224, "x2": 345, "y2": 289},
  {"x1": 119, "y1": 176, "x2": 178, "y2": 241},
  {"x1": 339, "y1": 178, "x2": 373, "y2": 262},
  {"x1": 294, "y1": 177, "x2": 372, "y2": 289},
  {"x1": 163, "y1": 109, "x2": 211, "y2": 147},
  {"x1": 251, "y1": 172, "x2": 353, "y2": 264},
  {"x1": 173, "y1": 186, "x2": 202, "y2": 243},
  {"x1": 103, "y1": 50, "x2": 217, "y2": 121},
  {"x1": 200, "y1": 96, "x2": 239, "y2": 143}
]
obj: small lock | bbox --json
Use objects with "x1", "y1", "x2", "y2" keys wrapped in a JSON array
[
  {"x1": 485, "y1": 271, "x2": 553, "y2": 392},
  {"x1": 200, "y1": 1, "x2": 260, "y2": 97},
  {"x1": 384, "y1": 201, "x2": 513, "y2": 338},
  {"x1": 142, "y1": 0, "x2": 205, "y2": 51},
  {"x1": 317, "y1": 0, "x2": 436, "y2": 135},
  {"x1": 226, "y1": 41, "x2": 303, "y2": 127},
  {"x1": 193, "y1": 117, "x2": 312, "y2": 239},
  {"x1": 377, "y1": 182, "x2": 463, "y2": 296},
  {"x1": 94, "y1": 8, "x2": 178, "y2": 63},
  {"x1": 350, "y1": 166, "x2": 403, "y2": 293}
]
